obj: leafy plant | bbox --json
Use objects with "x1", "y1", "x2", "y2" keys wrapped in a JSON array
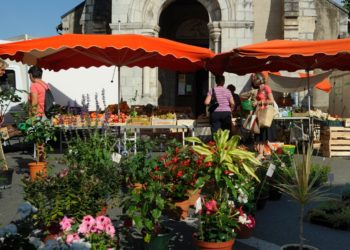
[
  {"x1": 185, "y1": 129, "x2": 261, "y2": 242},
  {"x1": 0, "y1": 202, "x2": 41, "y2": 250},
  {"x1": 21, "y1": 117, "x2": 56, "y2": 162},
  {"x1": 120, "y1": 139, "x2": 157, "y2": 185},
  {"x1": 158, "y1": 141, "x2": 204, "y2": 201},
  {"x1": 122, "y1": 167, "x2": 166, "y2": 243},
  {"x1": 275, "y1": 143, "x2": 331, "y2": 250},
  {"x1": 307, "y1": 200, "x2": 350, "y2": 230},
  {"x1": 342, "y1": 183, "x2": 350, "y2": 201},
  {"x1": 0, "y1": 88, "x2": 24, "y2": 170}
]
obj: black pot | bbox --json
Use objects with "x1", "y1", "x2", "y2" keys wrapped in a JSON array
[
  {"x1": 256, "y1": 196, "x2": 269, "y2": 210},
  {"x1": 0, "y1": 168, "x2": 14, "y2": 189}
]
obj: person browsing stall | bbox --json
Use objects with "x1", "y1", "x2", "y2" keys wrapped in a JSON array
[
  {"x1": 28, "y1": 66, "x2": 49, "y2": 117},
  {"x1": 252, "y1": 73, "x2": 277, "y2": 160},
  {"x1": 204, "y1": 75, "x2": 234, "y2": 135}
]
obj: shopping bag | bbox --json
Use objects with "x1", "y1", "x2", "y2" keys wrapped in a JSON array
[
  {"x1": 243, "y1": 113, "x2": 260, "y2": 134},
  {"x1": 257, "y1": 105, "x2": 276, "y2": 128}
]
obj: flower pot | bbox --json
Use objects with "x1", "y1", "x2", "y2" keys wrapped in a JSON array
[
  {"x1": 145, "y1": 232, "x2": 171, "y2": 250},
  {"x1": 131, "y1": 230, "x2": 171, "y2": 250},
  {"x1": 269, "y1": 187, "x2": 282, "y2": 200},
  {"x1": 256, "y1": 195, "x2": 269, "y2": 210},
  {"x1": 174, "y1": 198, "x2": 191, "y2": 220},
  {"x1": 194, "y1": 237, "x2": 235, "y2": 250},
  {"x1": 236, "y1": 224, "x2": 254, "y2": 239},
  {"x1": 280, "y1": 244, "x2": 319, "y2": 250},
  {"x1": 187, "y1": 189, "x2": 201, "y2": 206},
  {"x1": 28, "y1": 162, "x2": 47, "y2": 180},
  {"x1": 0, "y1": 168, "x2": 14, "y2": 189}
]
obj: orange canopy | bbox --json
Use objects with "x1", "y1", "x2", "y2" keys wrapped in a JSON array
[
  {"x1": 208, "y1": 38, "x2": 350, "y2": 75},
  {"x1": 261, "y1": 71, "x2": 332, "y2": 93},
  {"x1": 0, "y1": 34, "x2": 214, "y2": 72}
]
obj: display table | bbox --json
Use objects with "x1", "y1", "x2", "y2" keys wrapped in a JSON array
[
  {"x1": 274, "y1": 116, "x2": 311, "y2": 142},
  {"x1": 57, "y1": 124, "x2": 195, "y2": 153}
]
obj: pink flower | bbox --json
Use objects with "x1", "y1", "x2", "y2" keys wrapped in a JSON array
[
  {"x1": 205, "y1": 199, "x2": 218, "y2": 214},
  {"x1": 66, "y1": 233, "x2": 80, "y2": 245},
  {"x1": 60, "y1": 216, "x2": 74, "y2": 231},
  {"x1": 82, "y1": 215, "x2": 96, "y2": 225},
  {"x1": 96, "y1": 216, "x2": 112, "y2": 227},
  {"x1": 78, "y1": 221, "x2": 93, "y2": 234},
  {"x1": 105, "y1": 224, "x2": 116, "y2": 238},
  {"x1": 59, "y1": 168, "x2": 69, "y2": 177}
]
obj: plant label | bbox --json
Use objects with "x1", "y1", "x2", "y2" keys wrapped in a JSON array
[
  {"x1": 195, "y1": 196, "x2": 202, "y2": 214},
  {"x1": 266, "y1": 163, "x2": 276, "y2": 177},
  {"x1": 111, "y1": 152, "x2": 122, "y2": 163},
  {"x1": 327, "y1": 173, "x2": 334, "y2": 183}
]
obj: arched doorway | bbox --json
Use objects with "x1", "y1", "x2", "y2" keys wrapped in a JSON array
[{"x1": 158, "y1": 0, "x2": 209, "y2": 117}]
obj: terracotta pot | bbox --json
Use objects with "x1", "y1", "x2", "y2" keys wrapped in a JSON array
[
  {"x1": 174, "y1": 198, "x2": 191, "y2": 220},
  {"x1": 236, "y1": 224, "x2": 254, "y2": 239},
  {"x1": 28, "y1": 162, "x2": 47, "y2": 180},
  {"x1": 194, "y1": 237, "x2": 235, "y2": 250},
  {"x1": 187, "y1": 189, "x2": 201, "y2": 206}
]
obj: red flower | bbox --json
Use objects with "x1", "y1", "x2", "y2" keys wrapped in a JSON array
[
  {"x1": 224, "y1": 170, "x2": 234, "y2": 175},
  {"x1": 182, "y1": 159, "x2": 190, "y2": 166},
  {"x1": 204, "y1": 161, "x2": 213, "y2": 167},
  {"x1": 177, "y1": 170, "x2": 183, "y2": 177},
  {"x1": 172, "y1": 157, "x2": 179, "y2": 163},
  {"x1": 205, "y1": 199, "x2": 218, "y2": 214},
  {"x1": 175, "y1": 147, "x2": 179, "y2": 154},
  {"x1": 154, "y1": 166, "x2": 160, "y2": 171}
]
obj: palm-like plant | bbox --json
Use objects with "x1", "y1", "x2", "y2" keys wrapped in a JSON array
[{"x1": 276, "y1": 143, "x2": 330, "y2": 250}]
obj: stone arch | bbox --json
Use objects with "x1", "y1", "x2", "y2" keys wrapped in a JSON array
[{"x1": 127, "y1": 0, "x2": 233, "y2": 26}]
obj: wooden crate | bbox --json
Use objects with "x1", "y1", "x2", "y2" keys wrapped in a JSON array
[
  {"x1": 320, "y1": 126, "x2": 350, "y2": 157},
  {"x1": 152, "y1": 117, "x2": 176, "y2": 126}
]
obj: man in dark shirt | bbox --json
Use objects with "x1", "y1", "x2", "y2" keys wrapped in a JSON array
[{"x1": 227, "y1": 84, "x2": 241, "y2": 112}]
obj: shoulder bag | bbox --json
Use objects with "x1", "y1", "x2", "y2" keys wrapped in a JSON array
[{"x1": 208, "y1": 88, "x2": 219, "y2": 113}]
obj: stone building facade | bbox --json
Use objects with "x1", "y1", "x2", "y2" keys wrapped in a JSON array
[{"x1": 59, "y1": 0, "x2": 348, "y2": 115}]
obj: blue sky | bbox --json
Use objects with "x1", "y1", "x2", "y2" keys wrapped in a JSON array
[
  {"x1": 1, "y1": 0, "x2": 345, "y2": 40},
  {"x1": 2, "y1": 0, "x2": 83, "y2": 40}
]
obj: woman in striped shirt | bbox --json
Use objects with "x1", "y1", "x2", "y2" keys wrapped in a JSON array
[{"x1": 204, "y1": 75, "x2": 235, "y2": 136}]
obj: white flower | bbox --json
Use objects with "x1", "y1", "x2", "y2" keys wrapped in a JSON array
[
  {"x1": 238, "y1": 214, "x2": 252, "y2": 225},
  {"x1": 227, "y1": 200, "x2": 235, "y2": 208}
]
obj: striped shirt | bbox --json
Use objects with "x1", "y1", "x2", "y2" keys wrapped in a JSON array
[{"x1": 208, "y1": 86, "x2": 233, "y2": 112}]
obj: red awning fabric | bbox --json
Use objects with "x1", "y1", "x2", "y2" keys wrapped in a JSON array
[
  {"x1": 0, "y1": 34, "x2": 214, "y2": 72},
  {"x1": 208, "y1": 38, "x2": 350, "y2": 75}
]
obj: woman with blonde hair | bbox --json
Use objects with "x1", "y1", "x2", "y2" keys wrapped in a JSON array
[{"x1": 251, "y1": 72, "x2": 277, "y2": 160}]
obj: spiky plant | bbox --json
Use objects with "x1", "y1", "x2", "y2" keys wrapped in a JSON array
[{"x1": 276, "y1": 143, "x2": 331, "y2": 250}]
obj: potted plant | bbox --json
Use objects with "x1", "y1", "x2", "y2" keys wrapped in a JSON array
[
  {"x1": 186, "y1": 129, "x2": 261, "y2": 248},
  {"x1": 0, "y1": 88, "x2": 23, "y2": 187},
  {"x1": 158, "y1": 142, "x2": 204, "y2": 220},
  {"x1": 22, "y1": 117, "x2": 56, "y2": 179},
  {"x1": 23, "y1": 130, "x2": 122, "y2": 236},
  {"x1": 121, "y1": 157, "x2": 171, "y2": 250},
  {"x1": 59, "y1": 215, "x2": 119, "y2": 249},
  {"x1": 275, "y1": 143, "x2": 330, "y2": 250}
]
